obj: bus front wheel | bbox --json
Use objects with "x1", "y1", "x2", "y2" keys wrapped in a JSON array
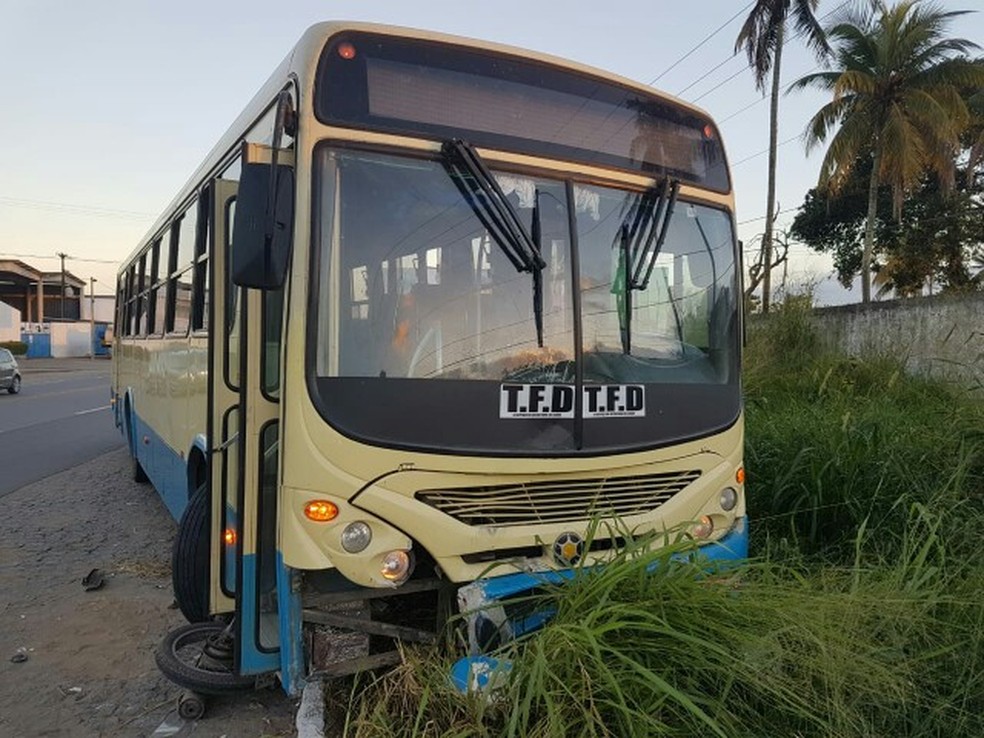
[{"x1": 172, "y1": 483, "x2": 210, "y2": 623}]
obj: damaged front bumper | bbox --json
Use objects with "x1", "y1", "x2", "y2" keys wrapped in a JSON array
[{"x1": 451, "y1": 517, "x2": 748, "y2": 693}]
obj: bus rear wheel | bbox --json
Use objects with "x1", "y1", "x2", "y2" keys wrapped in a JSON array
[
  {"x1": 172, "y1": 482, "x2": 211, "y2": 623},
  {"x1": 133, "y1": 457, "x2": 149, "y2": 484},
  {"x1": 126, "y1": 411, "x2": 149, "y2": 483},
  {"x1": 155, "y1": 621, "x2": 255, "y2": 694}
]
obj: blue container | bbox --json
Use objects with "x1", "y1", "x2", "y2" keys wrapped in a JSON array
[{"x1": 21, "y1": 332, "x2": 51, "y2": 358}]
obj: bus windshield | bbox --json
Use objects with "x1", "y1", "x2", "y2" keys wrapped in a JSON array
[{"x1": 310, "y1": 147, "x2": 739, "y2": 454}]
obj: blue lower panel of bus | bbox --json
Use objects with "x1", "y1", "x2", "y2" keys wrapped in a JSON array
[
  {"x1": 130, "y1": 410, "x2": 191, "y2": 521},
  {"x1": 238, "y1": 553, "x2": 281, "y2": 676}
]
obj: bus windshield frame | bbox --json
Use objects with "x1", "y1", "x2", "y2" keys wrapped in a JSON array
[{"x1": 307, "y1": 144, "x2": 741, "y2": 456}]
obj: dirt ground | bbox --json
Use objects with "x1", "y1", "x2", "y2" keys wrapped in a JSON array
[{"x1": 0, "y1": 447, "x2": 298, "y2": 738}]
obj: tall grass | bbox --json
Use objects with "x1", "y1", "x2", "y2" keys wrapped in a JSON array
[
  {"x1": 344, "y1": 537, "x2": 981, "y2": 737},
  {"x1": 744, "y1": 298, "x2": 984, "y2": 559},
  {"x1": 340, "y1": 299, "x2": 984, "y2": 737}
]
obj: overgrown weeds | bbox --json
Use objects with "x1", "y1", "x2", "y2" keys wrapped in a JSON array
[{"x1": 339, "y1": 301, "x2": 984, "y2": 737}]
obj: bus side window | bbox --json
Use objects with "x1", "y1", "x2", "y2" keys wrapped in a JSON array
[
  {"x1": 127, "y1": 265, "x2": 138, "y2": 336},
  {"x1": 192, "y1": 189, "x2": 210, "y2": 333},
  {"x1": 171, "y1": 200, "x2": 197, "y2": 335},
  {"x1": 147, "y1": 239, "x2": 160, "y2": 334}
]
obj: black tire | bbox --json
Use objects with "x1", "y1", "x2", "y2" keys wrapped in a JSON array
[
  {"x1": 133, "y1": 456, "x2": 149, "y2": 484},
  {"x1": 172, "y1": 483, "x2": 211, "y2": 623},
  {"x1": 126, "y1": 409, "x2": 149, "y2": 483},
  {"x1": 155, "y1": 621, "x2": 255, "y2": 694},
  {"x1": 8, "y1": 375, "x2": 20, "y2": 394}
]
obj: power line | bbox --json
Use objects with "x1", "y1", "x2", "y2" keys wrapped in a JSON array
[
  {"x1": 731, "y1": 133, "x2": 801, "y2": 167},
  {"x1": 691, "y1": 64, "x2": 753, "y2": 103},
  {"x1": 677, "y1": 1, "x2": 848, "y2": 103},
  {"x1": 649, "y1": 2, "x2": 754, "y2": 84},
  {"x1": 738, "y1": 205, "x2": 802, "y2": 226},
  {"x1": 677, "y1": 54, "x2": 736, "y2": 97},
  {"x1": 0, "y1": 251, "x2": 120, "y2": 265},
  {"x1": 718, "y1": 64, "x2": 822, "y2": 123},
  {"x1": 0, "y1": 196, "x2": 155, "y2": 221}
]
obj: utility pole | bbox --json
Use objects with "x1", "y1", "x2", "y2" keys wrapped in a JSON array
[
  {"x1": 56, "y1": 251, "x2": 69, "y2": 320},
  {"x1": 89, "y1": 277, "x2": 96, "y2": 359}
]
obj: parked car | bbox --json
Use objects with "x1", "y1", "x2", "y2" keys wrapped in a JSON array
[{"x1": 0, "y1": 348, "x2": 21, "y2": 394}]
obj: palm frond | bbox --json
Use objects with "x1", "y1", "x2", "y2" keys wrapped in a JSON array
[
  {"x1": 787, "y1": 70, "x2": 840, "y2": 94},
  {"x1": 735, "y1": 0, "x2": 786, "y2": 91},
  {"x1": 816, "y1": 110, "x2": 873, "y2": 193},
  {"x1": 792, "y1": 0, "x2": 831, "y2": 58},
  {"x1": 832, "y1": 70, "x2": 877, "y2": 99},
  {"x1": 801, "y1": 96, "x2": 856, "y2": 153}
]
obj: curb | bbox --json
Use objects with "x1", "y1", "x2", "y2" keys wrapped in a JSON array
[{"x1": 295, "y1": 681, "x2": 326, "y2": 738}]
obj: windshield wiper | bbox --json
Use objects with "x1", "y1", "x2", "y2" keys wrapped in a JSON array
[
  {"x1": 616, "y1": 178, "x2": 679, "y2": 354},
  {"x1": 442, "y1": 139, "x2": 546, "y2": 346},
  {"x1": 627, "y1": 178, "x2": 679, "y2": 291}
]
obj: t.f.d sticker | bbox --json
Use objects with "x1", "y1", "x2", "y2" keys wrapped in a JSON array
[{"x1": 500, "y1": 384, "x2": 645, "y2": 419}]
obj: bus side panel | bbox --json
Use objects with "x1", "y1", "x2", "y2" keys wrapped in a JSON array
[{"x1": 131, "y1": 405, "x2": 191, "y2": 522}]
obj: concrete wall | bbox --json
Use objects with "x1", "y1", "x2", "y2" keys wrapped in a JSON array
[
  {"x1": 0, "y1": 302, "x2": 21, "y2": 342},
  {"x1": 812, "y1": 293, "x2": 984, "y2": 386},
  {"x1": 49, "y1": 322, "x2": 94, "y2": 358},
  {"x1": 80, "y1": 295, "x2": 115, "y2": 324}
]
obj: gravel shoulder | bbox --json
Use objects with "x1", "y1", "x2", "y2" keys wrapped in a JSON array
[{"x1": 0, "y1": 446, "x2": 297, "y2": 737}]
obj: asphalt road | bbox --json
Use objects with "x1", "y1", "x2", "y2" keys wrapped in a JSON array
[{"x1": 0, "y1": 363, "x2": 123, "y2": 497}]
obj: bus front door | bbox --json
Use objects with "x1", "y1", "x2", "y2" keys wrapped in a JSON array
[{"x1": 209, "y1": 177, "x2": 282, "y2": 677}]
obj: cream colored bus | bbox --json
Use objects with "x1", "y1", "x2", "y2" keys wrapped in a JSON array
[{"x1": 112, "y1": 21, "x2": 746, "y2": 712}]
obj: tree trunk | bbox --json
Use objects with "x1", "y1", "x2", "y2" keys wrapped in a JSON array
[
  {"x1": 862, "y1": 145, "x2": 882, "y2": 304},
  {"x1": 761, "y1": 25, "x2": 783, "y2": 314}
]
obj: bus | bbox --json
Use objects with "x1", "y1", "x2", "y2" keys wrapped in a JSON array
[{"x1": 112, "y1": 21, "x2": 746, "y2": 712}]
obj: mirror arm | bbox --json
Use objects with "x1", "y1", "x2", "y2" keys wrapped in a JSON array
[{"x1": 263, "y1": 91, "x2": 294, "y2": 276}]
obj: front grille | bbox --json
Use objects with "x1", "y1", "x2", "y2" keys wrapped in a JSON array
[{"x1": 416, "y1": 470, "x2": 701, "y2": 527}]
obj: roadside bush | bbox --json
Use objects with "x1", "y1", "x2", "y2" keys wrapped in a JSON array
[{"x1": 0, "y1": 340, "x2": 27, "y2": 355}]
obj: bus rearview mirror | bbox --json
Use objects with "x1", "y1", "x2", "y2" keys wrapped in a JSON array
[{"x1": 231, "y1": 162, "x2": 294, "y2": 289}]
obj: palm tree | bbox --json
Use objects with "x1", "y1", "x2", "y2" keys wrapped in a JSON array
[
  {"x1": 793, "y1": 1, "x2": 984, "y2": 303},
  {"x1": 736, "y1": 0, "x2": 829, "y2": 314}
]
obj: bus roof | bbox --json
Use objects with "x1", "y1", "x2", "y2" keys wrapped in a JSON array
[{"x1": 124, "y1": 21, "x2": 724, "y2": 271}]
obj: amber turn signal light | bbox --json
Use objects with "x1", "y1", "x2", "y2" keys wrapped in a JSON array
[
  {"x1": 304, "y1": 500, "x2": 339, "y2": 522},
  {"x1": 736, "y1": 467, "x2": 745, "y2": 485}
]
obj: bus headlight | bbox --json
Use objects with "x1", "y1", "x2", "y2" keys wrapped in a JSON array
[
  {"x1": 719, "y1": 487, "x2": 738, "y2": 511},
  {"x1": 341, "y1": 521, "x2": 372, "y2": 553},
  {"x1": 692, "y1": 515, "x2": 714, "y2": 539},
  {"x1": 380, "y1": 550, "x2": 412, "y2": 583}
]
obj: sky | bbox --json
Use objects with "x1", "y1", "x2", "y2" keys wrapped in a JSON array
[{"x1": 1, "y1": 0, "x2": 982, "y2": 305}]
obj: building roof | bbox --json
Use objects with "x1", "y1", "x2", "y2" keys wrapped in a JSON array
[{"x1": 0, "y1": 259, "x2": 86, "y2": 289}]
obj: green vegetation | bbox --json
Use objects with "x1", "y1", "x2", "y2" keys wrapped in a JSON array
[
  {"x1": 336, "y1": 302, "x2": 984, "y2": 737},
  {"x1": 0, "y1": 340, "x2": 27, "y2": 355},
  {"x1": 791, "y1": 1, "x2": 984, "y2": 304}
]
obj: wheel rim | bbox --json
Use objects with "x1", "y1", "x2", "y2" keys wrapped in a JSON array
[{"x1": 171, "y1": 625, "x2": 236, "y2": 676}]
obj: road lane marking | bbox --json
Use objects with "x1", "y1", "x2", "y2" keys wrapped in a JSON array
[
  {"x1": 17, "y1": 385, "x2": 111, "y2": 402},
  {"x1": 74, "y1": 405, "x2": 111, "y2": 416}
]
